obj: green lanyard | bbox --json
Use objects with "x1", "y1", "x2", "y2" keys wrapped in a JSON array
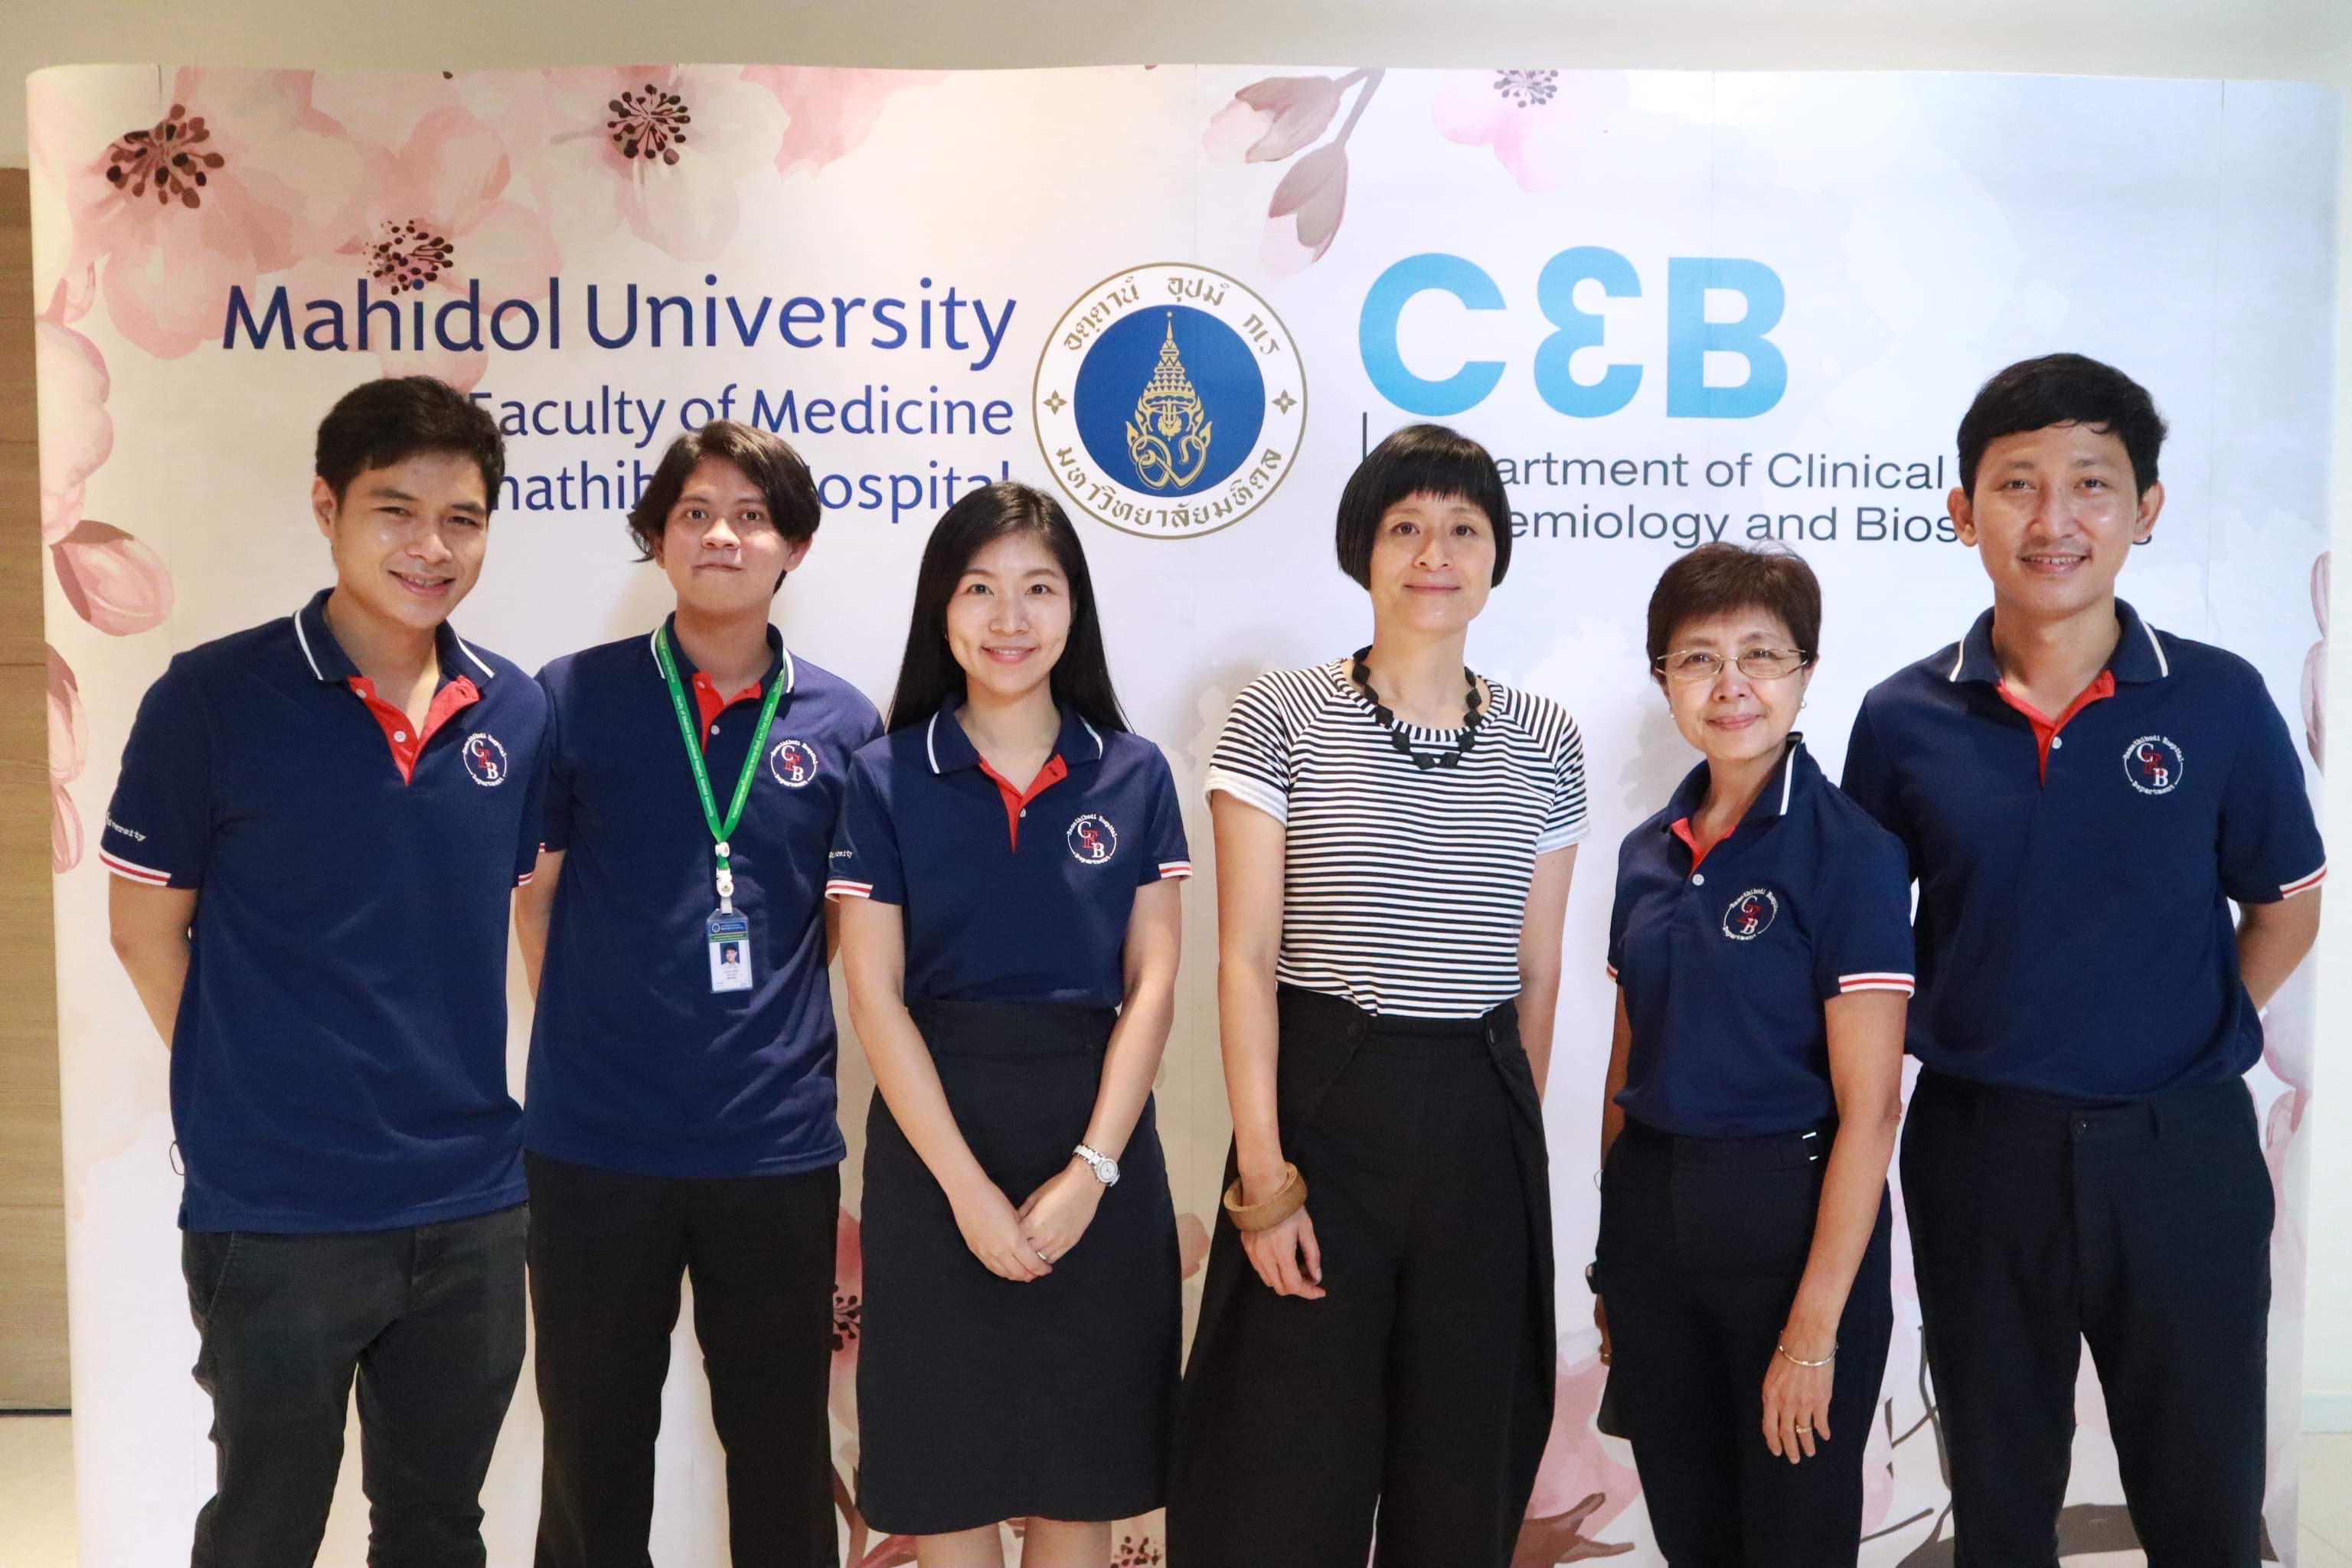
[{"x1": 653, "y1": 626, "x2": 788, "y2": 910}]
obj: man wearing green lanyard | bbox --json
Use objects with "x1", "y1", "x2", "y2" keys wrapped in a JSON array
[{"x1": 515, "y1": 421, "x2": 880, "y2": 1566}]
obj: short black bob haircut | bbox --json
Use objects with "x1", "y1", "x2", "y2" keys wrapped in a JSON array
[
  {"x1": 1956, "y1": 353, "x2": 2168, "y2": 499},
  {"x1": 884, "y1": 481, "x2": 1129, "y2": 736},
  {"x1": 1645, "y1": 543, "x2": 1822, "y2": 673},
  {"x1": 627, "y1": 420, "x2": 823, "y2": 560},
  {"x1": 1334, "y1": 423, "x2": 1513, "y2": 589},
  {"x1": 315, "y1": 376, "x2": 506, "y2": 510}
]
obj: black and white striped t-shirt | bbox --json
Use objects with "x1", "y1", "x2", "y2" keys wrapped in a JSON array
[{"x1": 1204, "y1": 659, "x2": 1590, "y2": 1018}]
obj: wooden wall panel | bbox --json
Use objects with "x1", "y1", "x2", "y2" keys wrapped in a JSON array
[{"x1": 0, "y1": 165, "x2": 73, "y2": 1410}]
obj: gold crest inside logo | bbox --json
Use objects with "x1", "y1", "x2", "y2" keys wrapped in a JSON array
[{"x1": 1125, "y1": 313, "x2": 1213, "y2": 491}]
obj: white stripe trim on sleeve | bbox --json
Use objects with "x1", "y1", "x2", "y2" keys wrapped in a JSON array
[
  {"x1": 1158, "y1": 861, "x2": 1193, "y2": 880},
  {"x1": 1838, "y1": 972, "x2": 1916, "y2": 995},
  {"x1": 825, "y1": 880, "x2": 874, "y2": 900},
  {"x1": 100, "y1": 849, "x2": 172, "y2": 886},
  {"x1": 514, "y1": 871, "x2": 534, "y2": 887},
  {"x1": 2282, "y1": 864, "x2": 2328, "y2": 899}
]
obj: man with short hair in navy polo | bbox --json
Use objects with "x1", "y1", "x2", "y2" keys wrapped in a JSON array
[
  {"x1": 1843, "y1": 354, "x2": 2323, "y2": 1566},
  {"x1": 103, "y1": 376, "x2": 546, "y2": 1568},
  {"x1": 514, "y1": 420, "x2": 880, "y2": 1568}
]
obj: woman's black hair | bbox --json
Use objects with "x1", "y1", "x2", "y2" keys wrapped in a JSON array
[
  {"x1": 1334, "y1": 423, "x2": 1514, "y2": 587},
  {"x1": 884, "y1": 482, "x2": 1130, "y2": 734}
]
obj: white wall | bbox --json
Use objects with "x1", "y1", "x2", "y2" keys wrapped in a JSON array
[{"x1": 13, "y1": 0, "x2": 2352, "y2": 1426}]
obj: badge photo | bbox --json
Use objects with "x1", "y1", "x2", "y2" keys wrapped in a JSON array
[
  {"x1": 1722, "y1": 887, "x2": 1780, "y2": 940},
  {"x1": 707, "y1": 910, "x2": 753, "y2": 994},
  {"x1": 1067, "y1": 813, "x2": 1119, "y2": 865},
  {"x1": 461, "y1": 732, "x2": 509, "y2": 786},
  {"x1": 2123, "y1": 734, "x2": 2185, "y2": 795},
  {"x1": 769, "y1": 738, "x2": 819, "y2": 789}
]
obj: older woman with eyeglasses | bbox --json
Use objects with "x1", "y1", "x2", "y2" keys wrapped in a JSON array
[{"x1": 1589, "y1": 544, "x2": 1911, "y2": 1567}]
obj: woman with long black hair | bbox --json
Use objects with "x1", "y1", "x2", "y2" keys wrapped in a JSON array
[{"x1": 828, "y1": 481, "x2": 1190, "y2": 1566}]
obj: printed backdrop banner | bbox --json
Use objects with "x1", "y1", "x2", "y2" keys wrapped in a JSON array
[{"x1": 26, "y1": 63, "x2": 2337, "y2": 1566}]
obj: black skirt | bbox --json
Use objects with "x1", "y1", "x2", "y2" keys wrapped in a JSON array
[{"x1": 855, "y1": 998, "x2": 1180, "y2": 1535}]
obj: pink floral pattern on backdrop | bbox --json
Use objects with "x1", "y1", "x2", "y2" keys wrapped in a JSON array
[
  {"x1": 1201, "y1": 70, "x2": 1387, "y2": 276},
  {"x1": 1517, "y1": 1353, "x2": 1638, "y2": 1560},
  {"x1": 47, "y1": 648, "x2": 87, "y2": 873},
  {"x1": 53, "y1": 69, "x2": 368, "y2": 359},
  {"x1": 496, "y1": 67, "x2": 789, "y2": 263},
  {"x1": 1432, "y1": 70, "x2": 1623, "y2": 194},
  {"x1": 271, "y1": 100, "x2": 563, "y2": 390},
  {"x1": 54, "y1": 521, "x2": 175, "y2": 638},
  {"x1": 34, "y1": 318, "x2": 112, "y2": 547},
  {"x1": 740, "y1": 68, "x2": 946, "y2": 178}
]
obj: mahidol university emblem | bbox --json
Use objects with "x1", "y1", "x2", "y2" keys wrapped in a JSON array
[{"x1": 1034, "y1": 263, "x2": 1307, "y2": 540}]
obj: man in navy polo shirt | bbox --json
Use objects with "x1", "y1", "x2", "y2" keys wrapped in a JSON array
[
  {"x1": 103, "y1": 376, "x2": 545, "y2": 1568},
  {"x1": 1843, "y1": 354, "x2": 2323, "y2": 1565},
  {"x1": 514, "y1": 420, "x2": 880, "y2": 1567}
]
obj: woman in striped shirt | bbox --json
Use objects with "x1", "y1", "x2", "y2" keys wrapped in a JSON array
[{"x1": 1168, "y1": 424, "x2": 1586, "y2": 1566}]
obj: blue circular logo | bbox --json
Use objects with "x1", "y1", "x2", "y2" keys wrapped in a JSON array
[
  {"x1": 1071, "y1": 306, "x2": 1264, "y2": 497},
  {"x1": 1036, "y1": 265, "x2": 1307, "y2": 539}
]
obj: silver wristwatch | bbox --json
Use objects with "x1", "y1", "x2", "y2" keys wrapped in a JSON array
[{"x1": 1073, "y1": 1143, "x2": 1120, "y2": 1187}]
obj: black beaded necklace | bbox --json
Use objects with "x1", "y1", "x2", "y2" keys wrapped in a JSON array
[{"x1": 1350, "y1": 645, "x2": 1484, "y2": 771}]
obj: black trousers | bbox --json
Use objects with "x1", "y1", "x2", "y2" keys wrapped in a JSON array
[
  {"x1": 524, "y1": 1152, "x2": 841, "y2": 1568},
  {"x1": 181, "y1": 1201, "x2": 529, "y2": 1568},
  {"x1": 1168, "y1": 987, "x2": 1555, "y2": 1568},
  {"x1": 1595, "y1": 1119, "x2": 1892, "y2": 1567},
  {"x1": 1903, "y1": 1070, "x2": 2274, "y2": 1567}
]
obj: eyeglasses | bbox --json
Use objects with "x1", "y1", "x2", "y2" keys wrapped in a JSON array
[{"x1": 1652, "y1": 648, "x2": 1814, "y2": 681}]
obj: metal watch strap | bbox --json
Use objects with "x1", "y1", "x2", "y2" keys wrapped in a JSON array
[{"x1": 1073, "y1": 1143, "x2": 1119, "y2": 1187}]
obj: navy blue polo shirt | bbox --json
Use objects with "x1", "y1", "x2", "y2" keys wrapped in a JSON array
[
  {"x1": 525, "y1": 621, "x2": 882, "y2": 1178},
  {"x1": 1843, "y1": 599, "x2": 2326, "y2": 1102},
  {"x1": 99, "y1": 588, "x2": 547, "y2": 1233},
  {"x1": 1607, "y1": 737, "x2": 1916, "y2": 1138},
  {"x1": 825, "y1": 706, "x2": 1191, "y2": 1005}
]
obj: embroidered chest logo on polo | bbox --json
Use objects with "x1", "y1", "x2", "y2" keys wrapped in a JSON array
[
  {"x1": 1067, "y1": 813, "x2": 1119, "y2": 865},
  {"x1": 1723, "y1": 888, "x2": 1779, "y2": 940},
  {"x1": 461, "y1": 733, "x2": 508, "y2": 786},
  {"x1": 2123, "y1": 735, "x2": 2185, "y2": 795},
  {"x1": 769, "y1": 738, "x2": 818, "y2": 789}
]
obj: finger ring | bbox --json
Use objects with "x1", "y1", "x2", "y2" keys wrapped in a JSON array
[
  {"x1": 1035, "y1": 1247, "x2": 1052, "y2": 1263},
  {"x1": 1796, "y1": 1424, "x2": 1811, "y2": 1433}
]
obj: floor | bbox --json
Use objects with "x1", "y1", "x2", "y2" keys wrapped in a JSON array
[{"x1": 6, "y1": 1417, "x2": 2352, "y2": 1563}]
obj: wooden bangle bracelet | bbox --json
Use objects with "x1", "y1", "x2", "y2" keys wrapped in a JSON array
[{"x1": 1222, "y1": 1164, "x2": 1308, "y2": 1232}]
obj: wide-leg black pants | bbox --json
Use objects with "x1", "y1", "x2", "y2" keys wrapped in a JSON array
[
  {"x1": 1595, "y1": 1118, "x2": 1893, "y2": 1567},
  {"x1": 1903, "y1": 1070, "x2": 2274, "y2": 1567},
  {"x1": 1168, "y1": 985, "x2": 1555, "y2": 1568}
]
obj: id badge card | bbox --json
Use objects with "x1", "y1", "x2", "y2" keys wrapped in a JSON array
[{"x1": 707, "y1": 910, "x2": 753, "y2": 993}]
